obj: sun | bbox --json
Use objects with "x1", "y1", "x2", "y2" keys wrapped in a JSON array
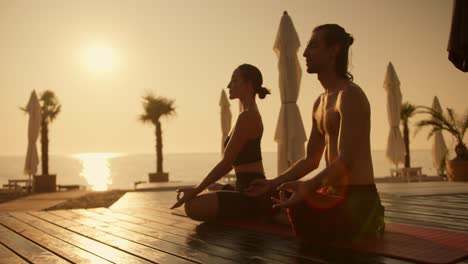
[{"x1": 83, "y1": 45, "x2": 114, "y2": 72}]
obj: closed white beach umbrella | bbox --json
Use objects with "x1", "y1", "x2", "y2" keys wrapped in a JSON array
[
  {"x1": 431, "y1": 96, "x2": 448, "y2": 174},
  {"x1": 24, "y1": 90, "x2": 42, "y2": 186},
  {"x1": 448, "y1": 0, "x2": 468, "y2": 72},
  {"x1": 273, "y1": 11, "x2": 307, "y2": 174},
  {"x1": 383, "y1": 62, "x2": 405, "y2": 167},
  {"x1": 220, "y1": 90, "x2": 232, "y2": 154}
]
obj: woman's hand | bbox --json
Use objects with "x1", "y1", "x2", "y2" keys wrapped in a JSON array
[
  {"x1": 244, "y1": 179, "x2": 277, "y2": 197},
  {"x1": 170, "y1": 187, "x2": 201, "y2": 209}
]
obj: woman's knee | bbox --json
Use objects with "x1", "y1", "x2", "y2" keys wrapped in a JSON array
[
  {"x1": 184, "y1": 195, "x2": 218, "y2": 221},
  {"x1": 184, "y1": 199, "x2": 200, "y2": 219}
]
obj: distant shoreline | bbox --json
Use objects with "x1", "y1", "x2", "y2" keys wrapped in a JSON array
[{"x1": 0, "y1": 149, "x2": 435, "y2": 158}]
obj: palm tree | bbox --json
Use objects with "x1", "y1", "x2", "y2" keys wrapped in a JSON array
[
  {"x1": 139, "y1": 93, "x2": 176, "y2": 175},
  {"x1": 39, "y1": 91, "x2": 61, "y2": 176},
  {"x1": 400, "y1": 102, "x2": 417, "y2": 168},
  {"x1": 415, "y1": 106, "x2": 468, "y2": 161}
]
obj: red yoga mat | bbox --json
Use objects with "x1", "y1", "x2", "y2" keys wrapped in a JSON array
[{"x1": 217, "y1": 219, "x2": 468, "y2": 264}]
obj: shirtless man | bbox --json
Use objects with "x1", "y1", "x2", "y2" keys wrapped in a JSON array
[{"x1": 246, "y1": 24, "x2": 385, "y2": 242}]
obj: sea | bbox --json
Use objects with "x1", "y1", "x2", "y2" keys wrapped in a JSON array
[{"x1": 0, "y1": 150, "x2": 437, "y2": 191}]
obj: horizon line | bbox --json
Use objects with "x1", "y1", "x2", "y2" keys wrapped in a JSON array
[{"x1": 0, "y1": 148, "x2": 434, "y2": 157}]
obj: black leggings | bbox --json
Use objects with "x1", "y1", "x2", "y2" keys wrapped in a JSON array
[{"x1": 215, "y1": 172, "x2": 273, "y2": 219}]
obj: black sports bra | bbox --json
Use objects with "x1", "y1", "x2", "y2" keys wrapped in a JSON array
[{"x1": 224, "y1": 134, "x2": 262, "y2": 166}]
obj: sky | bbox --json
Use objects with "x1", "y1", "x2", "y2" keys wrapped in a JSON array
[{"x1": 0, "y1": 0, "x2": 466, "y2": 156}]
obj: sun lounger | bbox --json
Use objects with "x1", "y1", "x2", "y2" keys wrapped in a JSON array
[
  {"x1": 390, "y1": 167, "x2": 427, "y2": 182},
  {"x1": 221, "y1": 173, "x2": 236, "y2": 183},
  {"x1": 57, "y1": 184, "x2": 81, "y2": 191}
]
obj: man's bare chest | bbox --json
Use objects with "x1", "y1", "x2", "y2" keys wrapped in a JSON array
[{"x1": 315, "y1": 94, "x2": 341, "y2": 136}]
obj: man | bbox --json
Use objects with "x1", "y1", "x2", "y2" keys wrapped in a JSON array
[{"x1": 246, "y1": 24, "x2": 385, "y2": 242}]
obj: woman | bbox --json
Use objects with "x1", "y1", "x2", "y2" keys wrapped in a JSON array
[
  {"x1": 171, "y1": 64, "x2": 272, "y2": 222},
  {"x1": 246, "y1": 24, "x2": 385, "y2": 242}
]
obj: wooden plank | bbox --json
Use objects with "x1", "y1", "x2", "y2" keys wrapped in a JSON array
[
  {"x1": 68, "y1": 210, "x2": 277, "y2": 263},
  {"x1": 0, "y1": 242, "x2": 28, "y2": 264},
  {"x1": 384, "y1": 204, "x2": 468, "y2": 223},
  {"x1": 385, "y1": 218, "x2": 467, "y2": 231},
  {"x1": 68, "y1": 209, "x2": 296, "y2": 264},
  {"x1": 409, "y1": 194, "x2": 468, "y2": 203},
  {"x1": 86, "y1": 208, "x2": 300, "y2": 264},
  {"x1": 111, "y1": 207, "x2": 394, "y2": 264},
  {"x1": 51, "y1": 209, "x2": 245, "y2": 264},
  {"x1": 112, "y1": 193, "x2": 446, "y2": 263},
  {"x1": 382, "y1": 201, "x2": 468, "y2": 218},
  {"x1": 384, "y1": 217, "x2": 467, "y2": 232},
  {"x1": 107, "y1": 207, "x2": 328, "y2": 263},
  {"x1": 383, "y1": 197, "x2": 468, "y2": 211},
  {"x1": 384, "y1": 210, "x2": 468, "y2": 230},
  {"x1": 0, "y1": 215, "x2": 112, "y2": 264},
  {"x1": 0, "y1": 224, "x2": 69, "y2": 263},
  {"x1": 9, "y1": 212, "x2": 151, "y2": 264},
  {"x1": 29, "y1": 211, "x2": 197, "y2": 264},
  {"x1": 384, "y1": 207, "x2": 468, "y2": 228},
  {"x1": 382, "y1": 196, "x2": 468, "y2": 210}
]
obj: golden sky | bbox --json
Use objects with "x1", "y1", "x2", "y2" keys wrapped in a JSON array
[{"x1": 0, "y1": 0, "x2": 466, "y2": 156}]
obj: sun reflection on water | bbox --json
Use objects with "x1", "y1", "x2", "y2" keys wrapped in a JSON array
[{"x1": 74, "y1": 153, "x2": 120, "y2": 191}]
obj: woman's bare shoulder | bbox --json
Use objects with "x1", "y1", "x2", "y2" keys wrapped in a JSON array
[{"x1": 237, "y1": 110, "x2": 263, "y2": 135}]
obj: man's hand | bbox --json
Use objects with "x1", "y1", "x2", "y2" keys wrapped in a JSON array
[
  {"x1": 170, "y1": 187, "x2": 200, "y2": 209},
  {"x1": 271, "y1": 181, "x2": 311, "y2": 209},
  {"x1": 244, "y1": 179, "x2": 277, "y2": 197}
]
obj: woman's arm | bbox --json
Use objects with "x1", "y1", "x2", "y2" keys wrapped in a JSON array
[
  {"x1": 171, "y1": 112, "x2": 255, "y2": 209},
  {"x1": 194, "y1": 112, "x2": 253, "y2": 191},
  {"x1": 245, "y1": 97, "x2": 325, "y2": 196}
]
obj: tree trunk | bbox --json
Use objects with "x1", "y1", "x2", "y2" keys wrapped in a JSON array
[
  {"x1": 403, "y1": 120, "x2": 411, "y2": 168},
  {"x1": 41, "y1": 117, "x2": 49, "y2": 176},
  {"x1": 155, "y1": 121, "x2": 163, "y2": 173}
]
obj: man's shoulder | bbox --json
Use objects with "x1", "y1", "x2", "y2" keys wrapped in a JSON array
[
  {"x1": 339, "y1": 82, "x2": 370, "y2": 110},
  {"x1": 340, "y1": 82, "x2": 367, "y2": 100}
]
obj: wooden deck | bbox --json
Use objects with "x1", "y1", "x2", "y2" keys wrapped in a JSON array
[{"x1": 0, "y1": 190, "x2": 467, "y2": 263}]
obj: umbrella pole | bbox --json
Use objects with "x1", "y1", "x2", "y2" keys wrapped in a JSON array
[{"x1": 28, "y1": 174, "x2": 32, "y2": 193}]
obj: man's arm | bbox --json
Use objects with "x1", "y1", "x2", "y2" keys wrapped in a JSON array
[
  {"x1": 305, "y1": 87, "x2": 370, "y2": 187},
  {"x1": 272, "y1": 96, "x2": 326, "y2": 187}
]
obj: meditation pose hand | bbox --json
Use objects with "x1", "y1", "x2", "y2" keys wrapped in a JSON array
[{"x1": 171, "y1": 187, "x2": 201, "y2": 209}]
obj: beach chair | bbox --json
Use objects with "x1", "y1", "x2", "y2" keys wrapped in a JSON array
[
  {"x1": 221, "y1": 173, "x2": 236, "y2": 183},
  {"x1": 390, "y1": 167, "x2": 426, "y2": 182},
  {"x1": 57, "y1": 184, "x2": 81, "y2": 191}
]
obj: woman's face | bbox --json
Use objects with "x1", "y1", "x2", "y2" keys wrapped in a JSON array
[{"x1": 227, "y1": 69, "x2": 249, "y2": 100}]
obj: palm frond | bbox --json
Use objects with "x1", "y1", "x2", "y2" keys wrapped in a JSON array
[
  {"x1": 39, "y1": 90, "x2": 61, "y2": 123},
  {"x1": 416, "y1": 105, "x2": 468, "y2": 159},
  {"x1": 140, "y1": 92, "x2": 176, "y2": 125},
  {"x1": 416, "y1": 106, "x2": 459, "y2": 137},
  {"x1": 461, "y1": 111, "x2": 468, "y2": 139},
  {"x1": 415, "y1": 119, "x2": 444, "y2": 138},
  {"x1": 48, "y1": 105, "x2": 61, "y2": 121},
  {"x1": 426, "y1": 126, "x2": 443, "y2": 140},
  {"x1": 400, "y1": 102, "x2": 417, "y2": 121},
  {"x1": 138, "y1": 114, "x2": 152, "y2": 123}
]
